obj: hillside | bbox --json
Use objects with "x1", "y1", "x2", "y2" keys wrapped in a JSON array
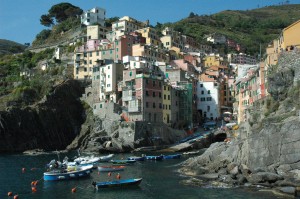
[
  {"x1": 0, "y1": 39, "x2": 27, "y2": 55},
  {"x1": 167, "y1": 4, "x2": 300, "y2": 55}
]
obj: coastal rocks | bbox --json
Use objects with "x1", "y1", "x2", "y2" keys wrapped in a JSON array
[{"x1": 0, "y1": 80, "x2": 85, "y2": 152}]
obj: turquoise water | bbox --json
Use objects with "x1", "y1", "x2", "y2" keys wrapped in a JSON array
[{"x1": 0, "y1": 153, "x2": 282, "y2": 199}]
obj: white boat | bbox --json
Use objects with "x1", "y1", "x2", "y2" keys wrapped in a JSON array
[
  {"x1": 99, "y1": 154, "x2": 114, "y2": 162},
  {"x1": 68, "y1": 156, "x2": 100, "y2": 168}
]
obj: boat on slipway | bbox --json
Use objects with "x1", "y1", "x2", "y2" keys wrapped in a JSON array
[
  {"x1": 92, "y1": 178, "x2": 142, "y2": 189},
  {"x1": 163, "y1": 154, "x2": 181, "y2": 159}
]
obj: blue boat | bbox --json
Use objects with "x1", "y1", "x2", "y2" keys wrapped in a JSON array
[
  {"x1": 43, "y1": 165, "x2": 93, "y2": 181},
  {"x1": 127, "y1": 156, "x2": 145, "y2": 161},
  {"x1": 92, "y1": 178, "x2": 142, "y2": 189},
  {"x1": 110, "y1": 159, "x2": 136, "y2": 165},
  {"x1": 163, "y1": 154, "x2": 181, "y2": 159},
  {"x1": 145, "y1": 155, "x2": 163, "y2": 160}
]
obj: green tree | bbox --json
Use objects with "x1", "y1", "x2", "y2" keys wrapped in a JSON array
[
  {"x1": 105, "y1": 17, "x2": 120, "y2": 27},
  {"x1": 47, "y1": 3, "x2": 82, "y2": 23},
  {"x1": 40, "y1": 14, "x2": 54, "y2": 27}
]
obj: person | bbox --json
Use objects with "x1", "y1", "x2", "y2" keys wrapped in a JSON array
[{"x1": 116, "y1": 173, "x2": 121, "y2": 180}]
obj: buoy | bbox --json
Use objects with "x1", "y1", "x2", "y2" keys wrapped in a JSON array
[
  {"x1": 116, "y1": 173, "x2": 121, "y2": 180},
  {"x1": 13, "y1": 195, "x2": 18, "y2": 199},
  {"x1": 71, "y1": 188, "x2": 76, "y2": 193},
  {"x1": 22, "y1": 168, "x2": 26, "y2": 173},
  {"x1": 33, "y1": 181, "x2": 38, "y2": 186},
  {"x1": 32, "y1": 187, "x2": 37, "y2": 192},
  {"x1": 8, "y1": 192, "x2": 13, "y2": 196},
  {"x1": 108, "y1": 172, "x2": 111, "y2": 177},
  {"x1": 31, "y1": 181, "x2": 35, "y2": 186}
]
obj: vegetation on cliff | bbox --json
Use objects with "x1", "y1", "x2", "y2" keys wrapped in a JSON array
[
  {"x1": 0, "y1": 39, "x2": 27, "y2": 55},
  {"x1": 161, "y1": 4, "x2": 300, "y2": 55}
]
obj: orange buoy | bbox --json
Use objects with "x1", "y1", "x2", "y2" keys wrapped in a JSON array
[
  {"x1": 116, "y1": 173, "x2": 121, "y2": 180},
  {"x1": 13, "y1": 195, "x2": 18, "y2": 199},
  {"x1": 33, "y1": 181, "x2": 38, "y2": 186},
  {"x1": 31, "y1": 181, "x2": 35, "y2": 186},
  {"x1": 22, "y1": 168, "x2": 26, "y2": 173},
  {"x1": 8, "y1": 192, "x2": 13, "y2": 196},
  {"x1": 108, "y1": 172, "x2": 111, "y2": 177},
  {"x1": 71, "y1": 188, "x2": 76, "y2": 193},
  {"x1": 32, "y1": 187, "x2": 37, "y2": 192}
]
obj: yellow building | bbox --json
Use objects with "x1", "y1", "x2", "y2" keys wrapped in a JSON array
[
  {"x1": 163, "y1": 84, "x2": 172, "y2": 125},
  {"x1": 87, "y1": 25, "x2": 108, "y2": 40},
  {"x1": 74, "y1": 40, "x2": 115, "y2": 80},
  {"x1": 282, "y1": 19, "x2": 300, "y2": 50},
  {"x1": 203, "y1": 55, "x2": 224, "y2": 67},
  {"x1": 136, "y1": 27, "x2": 161, "y2": 47}
]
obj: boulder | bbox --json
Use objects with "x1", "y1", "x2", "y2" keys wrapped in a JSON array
[
  {"x1": 278, "y1": 186, "x2": 296, "y2": 195},
  {"x1": 247, "y1": 172, "x2": 283, "y2": 184}
]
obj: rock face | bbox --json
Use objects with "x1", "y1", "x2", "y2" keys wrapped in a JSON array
[
  {"x1": 179, "y1": 51, "x2": 300, "y2": 197},
  {"x1": 0, "y1": 79, "x2": 85, "y2": 152},
  {"x1": 67, "y1": 104, "x2": 186, "y2": 153}
]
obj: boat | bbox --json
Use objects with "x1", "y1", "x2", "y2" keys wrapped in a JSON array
[
  {"x1": 127, "y1": 156, "x2": 145, "y2": 161},
  {"x1": 98, "y1": 165, "x2": 125, "y2": 172},
  {"x1": 43, "y1": 165, "x2": 93, "y2": 181},
  {"x1": 163, "y1": 154, "x2": 181, "y2": 159},
  {"x1": 67, "y1": 156, "x2": 100, "y2": 168},
  {"x1": 92, "y1": 178, "x2": 142, "y2": 189},
  {"x1": 99, "y1": 154, "x2": 114, "y2": 162},
  {"x1": 145, "y1": 155, "x2": 163, "y2": 160},
  {"x1": 110, "y1": 159, "x2": 136, "y2": 165}
]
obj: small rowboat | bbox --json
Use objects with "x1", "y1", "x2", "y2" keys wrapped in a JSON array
[
  {"x1": 163, "y1": 154, "x2": 181, "y2": 159},
  {"x1": 98, "y1": 165, "x2": 125, "y2": 172},
  {"x1": 110, "y1": 159, "x2": 136, "y2": 165},
  {"x1": 127, "y1": 156, "x2": 145, "y2": 161},
  {"x1": 145, "y1": 155, "x2": 163, "y2": 160},
  {"x1": 92, "y1": 178, "x2": 142, "y2": 189},
  {"x1": 43, "y1": 165, "x2": 93, "y2": 181}
]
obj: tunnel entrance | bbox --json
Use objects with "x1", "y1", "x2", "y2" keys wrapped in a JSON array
[{"x1": 214, "y1": 133, "x2": 227, "y2": 142}]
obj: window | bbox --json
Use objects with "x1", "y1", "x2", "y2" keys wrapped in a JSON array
[
  {"x1": 146, "y1": 91, "x2": 149, "y2": 96},
  {"x1": 168, "y1": 95, "x2": 170, "y2": 100},
  {"x1": 164, "y1": 95, "x2": 166, "y2": 100},
  {"x1": 107, "y1": 75, "x2": 110, "y2": 78},
  {"x1": 200, "y1": 84, "x2": 203, "y2": 87},
  {"x1": 201, "y1": 97, "x2": 206, "y2": 101},
  {"x1": 84, "y1": 67, "x2": 87, "y2": 72},
  {"x1": 89, "y1": 60, "x2": 92, "y2": 64},
  {"x1": 159, "y1": 92, "x2": 161, "y2": 98},
  {"x1": 129, "y1": 71, "x2": 132, "y2": 76},
  {"x1": 153, "y1": 103, "x2": 156, "y2": 108},
  {"x1": 146, "y1": 79, "x2": 149, "y2": 85},
  {"x1": 100, "y1": 104, "x2": 102, "y2": 108},
  {"x1": 146, "y1": 102, "x2": 149, "y2": 108},
  {"x1": 107, "y1": 84, "x2": 111, "y2": 87},
  {"x1": 96, "y1": 51, "x2": 99, "y2": 56},
  {"x1": 207, "y1": 106, "x2": 210, "y2": 112},
  {"x1": 169, "y1": 105, "x2": 171, "y2": 110},
  {"x1": 208, "y1": 90, "x2": 211, "y2": 94},
  {"x1": 164, "y1": 86, "x2": 166, "y2": 90},
  {"x1": 90, "y1": 52, "x2": 92, "y2": 56},
  {"x1": 201, "y1": 91, "x2": 204, "y2": 94},
  {"x1": 159, "y1": 103, "x2": 162, "y2": 109},
  {"x1": 152, "y1": 92, "x2": 156, "y2": 97},
  {"x1": 102, "y1": 51, "x2": 105, "y2": 55},
  {"x1": 207, "y1": 97, "x2": 212, "y2": 101},
  {"x1": 108, "y1": 66, "x2": 110, "y2": 69},
  {"x1": 153, "y1": 80, "x2": 156, "y2": 86}
]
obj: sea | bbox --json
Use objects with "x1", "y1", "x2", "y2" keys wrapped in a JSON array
[{"x1": 0, "y1": 152, "x2": 284, "y2": 199}]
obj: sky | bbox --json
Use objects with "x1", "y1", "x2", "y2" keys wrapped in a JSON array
[{"x1": 0, "y1": 0, "x2": 300, "y2": 44}]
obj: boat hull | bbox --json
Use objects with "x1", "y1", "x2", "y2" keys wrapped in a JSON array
[
  {"x1": 128, "y1": 156, "x2": 145, "y2": 161},
  {"x1": 44, "y1": 166, "x2": 92, "y2": 181},
  {"x1": 94, "y1": 178, "x2": 142, "y2": 189},
  {"x1": 163, "y1": 154, "x2": 181, "y2": 159},
  {"x1": 98, "y1": 166, "x2": 125, "y2": 172},
  {"x1": 145, "y1": 155, "x2": 163, "y2": 160}
]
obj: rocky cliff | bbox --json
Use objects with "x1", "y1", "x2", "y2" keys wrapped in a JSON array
[
  {"x1": 179, "y1": 51, "x2": 300, "y2": 196},
  {"x1": 0, "y1": 79, "x2": 85, "y2": 153}
]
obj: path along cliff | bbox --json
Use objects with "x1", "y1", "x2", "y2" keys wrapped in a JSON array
[{"x1": 179, "y1": 51, "x2": 300, "y2": 196}]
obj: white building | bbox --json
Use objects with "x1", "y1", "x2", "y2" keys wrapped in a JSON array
[
  {"x1": 81, "y1": 7, "x2": 106, "y2": 26},
  {"x1": 108, "y1": 16, "x2": 148, "y2": 41},
  {"x1": 197, "y1": 81, "x2": 220, "y2": 120},
  {"x1": 206, "y1": 33, "x2": 226, "y2": 44},
  {"x1": 91, "y1": 60, "x2": 123, "y2": 105}
]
